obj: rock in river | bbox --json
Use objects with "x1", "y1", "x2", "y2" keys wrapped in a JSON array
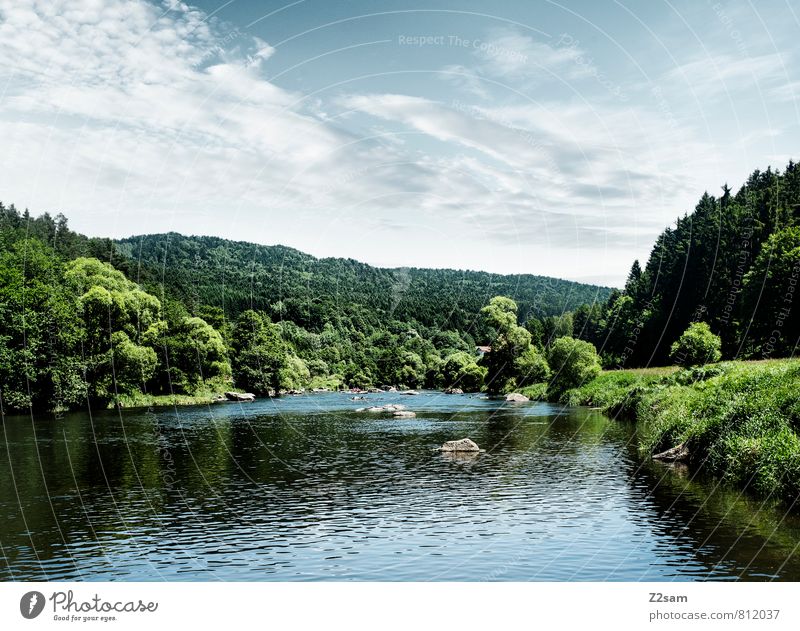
[
  {"x1": 439, "y1": 438, "x2": 480, "y2": 452},
  {"x1": 505, "y1": 392, "x2": 529, "y2": 402},
  {"x1": 393, "y1": 410, "x2": 416, "y2": 418},
  {"x1": 225, "y1": 391, "x2": 256, "y2": 402},
  {"x1": 652, "y1": 442, "x2": 690, "y2": 462},
  {"x1": 355, "y1": 404, "x2": 407, "y2": 413}
]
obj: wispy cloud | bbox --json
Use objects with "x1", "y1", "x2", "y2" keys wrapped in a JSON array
[
  {"x1": 661, "y1": 51, "x2": 790, "y2": 99},
  {"x1": 0, "y1": 1, "x2": 795, "y2": 286}
]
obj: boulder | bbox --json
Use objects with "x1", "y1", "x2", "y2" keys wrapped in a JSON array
[
  {"x1": 393, "y1": 410, "x2": 416, "y2": 418},
  {"x1": 505, "y1": 392, "x2": 529, "y2": 402},
  {"x1": 225, "y1": 391, "x2": 256, "y2": 402},
  {"x1": 653, "y1": 442, "x2": 690, "y2": 462},
  {"x1": 401, "y1": 390, "x2": 420, "y2": 395},
  {"x1": 439, "y1": 438, "x2": 480, "y2": 452},
  {"x1": 444, "y1": 387, "x2": 464, "y2": 394},
  {"x1": 356, "y1": 404, "x2": 407, "y2": 413}
]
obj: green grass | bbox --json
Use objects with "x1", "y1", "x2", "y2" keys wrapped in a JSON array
[
  {"x1": 518, "y1": 383, "x2": 548, "y2": 400},
  {"x1": 563, "y1": 359, "x2": 800, "y2": 506},
  {"x1": 111, "y1": 378, "x2": 232, "y2": 409},
  {"x1": 562, "y1": 365, "x2": 677, "y2": 416}
]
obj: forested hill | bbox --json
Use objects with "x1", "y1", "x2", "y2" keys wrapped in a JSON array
[
  {"x1": 574, "y1": 161, "x2": 800, "y2": 365},
  {"x1": 114, "y1": 233, "x2": 611, "y2": 333}
]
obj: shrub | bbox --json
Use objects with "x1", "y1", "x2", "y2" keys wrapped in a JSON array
[
  {"x1": 669, "y1": 322, "x2": 722, "y2": 367},
  {"x1": 547, "y1": 336, "x2": 602, "y2": 399},
  {"x1": 519, "y1": 383, "x2": 547, "y2": 400},
  {"x1": 514, "y1": 346, "x2": 550, "y2": 387},
  {"x1": 440, "y1": 351, "x2": 486, "y2": 392}
]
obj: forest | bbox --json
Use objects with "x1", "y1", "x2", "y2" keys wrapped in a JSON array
[
  {"x1": 570, "y1": 161, "x2": 800, "y2": 365},
  {"x1": 0, "y1": 202, "x2": 606, "y2": 413},
  {"x1": 1, "y1": 160, "x2": 799, "y2": 414}
]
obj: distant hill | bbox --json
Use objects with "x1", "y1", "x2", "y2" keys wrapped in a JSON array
[{"x1": 115, "y1": 233, "x2": 612, "y2": 334}]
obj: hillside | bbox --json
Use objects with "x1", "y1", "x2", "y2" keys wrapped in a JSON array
[
  {"x1": 573, "y1": 161, "x2": 800, "y2": 366},
  {"x1": 0, "y1": 202, "x2": 610, "y2": 411},
  {"x1": 115, "y1": 233, "x2": 611, "y2": 335}
]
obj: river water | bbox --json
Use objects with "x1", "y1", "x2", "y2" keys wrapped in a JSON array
[{"x1": 2, "y1": 392, "x2": 799, "y2": 581}]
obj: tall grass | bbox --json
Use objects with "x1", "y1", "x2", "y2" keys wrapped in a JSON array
[{"x1": 563, "y1": 359, "x2": 800, "y2": 505}]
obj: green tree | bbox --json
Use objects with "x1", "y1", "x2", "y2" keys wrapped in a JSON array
[
  {"x1": 547, "y1": 336, "x2": 602, "y2": 398},
  {"x1": 741, "y1": 227, "x2": 800, "y2": 356},
  {"x1": 669, "y1": 322, "x2": 722, "y2": 366},
  {"x1": 230, "y1": 310, "x2": 287, "y2": 395},
  {"x1": 481, "y1": 296, "x2": 533, "y2": 394},
  {"x1": 63, "y1": 257, "x2": 164, "y2": 405},
  {"x1": 514, "y1": 346, "x2": 550, "y2": 387},
  {"x1": 0, "y1": 239, "x2": 85, "y2": 411},
  {"x1": 440, "y1": 351, "x2": 486, "y2": 392}
]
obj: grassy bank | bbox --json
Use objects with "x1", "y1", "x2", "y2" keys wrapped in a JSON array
[
  {"x1": 111, "y1": 382, "x2": 229, "y2": 409},
  {"x1": 563, "y1": 359, "x2": 800, "y2": 506}
]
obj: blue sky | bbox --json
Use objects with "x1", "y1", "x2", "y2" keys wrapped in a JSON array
[{"x1": 1, "y1": 0, "x2": 798, "y2": 286}]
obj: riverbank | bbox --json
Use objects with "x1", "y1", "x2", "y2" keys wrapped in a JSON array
[
  {"x1": 112, "y1": 387, "x2": 226, "y2": 409},
  {"x1": 563, "y1": 359, "x2": 800, "y2": 506}
]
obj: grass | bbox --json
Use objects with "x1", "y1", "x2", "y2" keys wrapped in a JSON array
[
  {"x1": 111, "y1": 378, "x2": 231, "y2": 409},
  {"x1": 518, "y1": 383, "x2": 548, "y2": 400},
  {"x1": 563, "y1": 359, "x2": 800, "y2": 506}
]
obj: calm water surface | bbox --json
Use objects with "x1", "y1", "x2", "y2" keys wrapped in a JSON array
[{"x1": 2, "y1": 392, "x2": 799, "y2": 581}]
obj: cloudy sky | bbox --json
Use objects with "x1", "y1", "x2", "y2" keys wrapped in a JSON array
[{"x1": 1, "y1": 0, "x2": 798, "y2": 286}]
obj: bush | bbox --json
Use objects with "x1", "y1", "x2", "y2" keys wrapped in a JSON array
[
  {"x1": 440, "y1": 351, "x2": 486, "y2": 392},
  {"x1": 514, "y1": 346, "x2": 550, "y2": 387},
  {"x1": 547, "y1": 336, "x2": 602, "y2": 399},
  {"x1": 518, "y1": 383, "x2": 547, "y2": 400},
  {"x1": 669, "y1": 322, "x2": 722, "y2": 367}
]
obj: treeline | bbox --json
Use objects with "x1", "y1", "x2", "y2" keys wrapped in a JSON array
[
  {"x1": 114, "y1": 232, "x2": 610, "y2": 336},
  {"x1": 525, "y1": 162, "x2": 800, "y2": 366},
  {"x1": 0, "y1": 203, "x2": 609, "y2": 413}
]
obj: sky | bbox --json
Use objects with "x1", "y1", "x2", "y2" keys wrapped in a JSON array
[{"x1": 0, "y1": 0, "x2": 798, "y2": 287}]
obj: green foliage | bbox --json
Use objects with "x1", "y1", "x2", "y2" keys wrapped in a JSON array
[
  {"x1": 566, "y1": 360, "x2": 800, "y2": 505},
  {"x1": 279, "y1": 355, "x2": 311, "y2": 390},
  {"x1": 518, "y1": 383, "x2": 548, "y2": 400},
  {"x1": 230, "y1": 310, "x2": 286, "y2": 395},
  {"x1": 110, "y1": 331, "x2": 158, "y2": 394},
  {"x1": 637, "y1": 360, "x2": 800, "y2": 503},
  {"x1": 440, "y1": 351, "x2": 486, "y2": 392},
  {"x1": 547, "y1": 336, "x2": 602, "y2": 399},
  {"x1": 741, "y1": 226, "x2": 800, "y2": 357},
  {"x1": 481, "y1": 296, "x2": 534, "y2": 393},
  {"x1": 0, "y1": 239, "x2": 85, "y2": 411},
  {"x1": 114, "y1": 233, "x2": 610, "y2": 333},
  {"x1": 570, "y1": 162, "x2": 800, "y2": 365},
  {"x1": 670, "y1": 322, "x2": 722, "y2": 367},
  {"x1": 514, "y1": 346, "x2": 550, "y2": 387}
]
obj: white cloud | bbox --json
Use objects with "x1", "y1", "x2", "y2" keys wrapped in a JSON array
[
  {"x1": 661, "y1": 52, "x2": 789, "y2": 99},
  {"x1": 472, "y1": 29, "x2": 592, "y2": 82},
  {"x1": 0, "y1": 1, "x2": 782, "y2": 287}
]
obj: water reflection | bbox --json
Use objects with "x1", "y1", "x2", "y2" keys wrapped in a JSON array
[{"x1": 1, "y1": 392, "x2": 799, "y2": 580}]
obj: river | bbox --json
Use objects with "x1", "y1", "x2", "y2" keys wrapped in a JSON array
[{"x1": 2, "y1": 391, "x2": 799, "y2": 580}]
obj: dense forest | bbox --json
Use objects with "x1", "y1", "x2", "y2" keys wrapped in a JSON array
[
  {"x1": 0, "y1": 202, "x2": 607, "y2": 413},
  {"x1": 114, "y1": 233, "x2": 608, "y2": 333},
  {"x1": 569, "y1": 162, "x2": 800, "y2": 366},
  {"x1": 2, "y1": 160, "x2": 799, "y2": 414}
]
